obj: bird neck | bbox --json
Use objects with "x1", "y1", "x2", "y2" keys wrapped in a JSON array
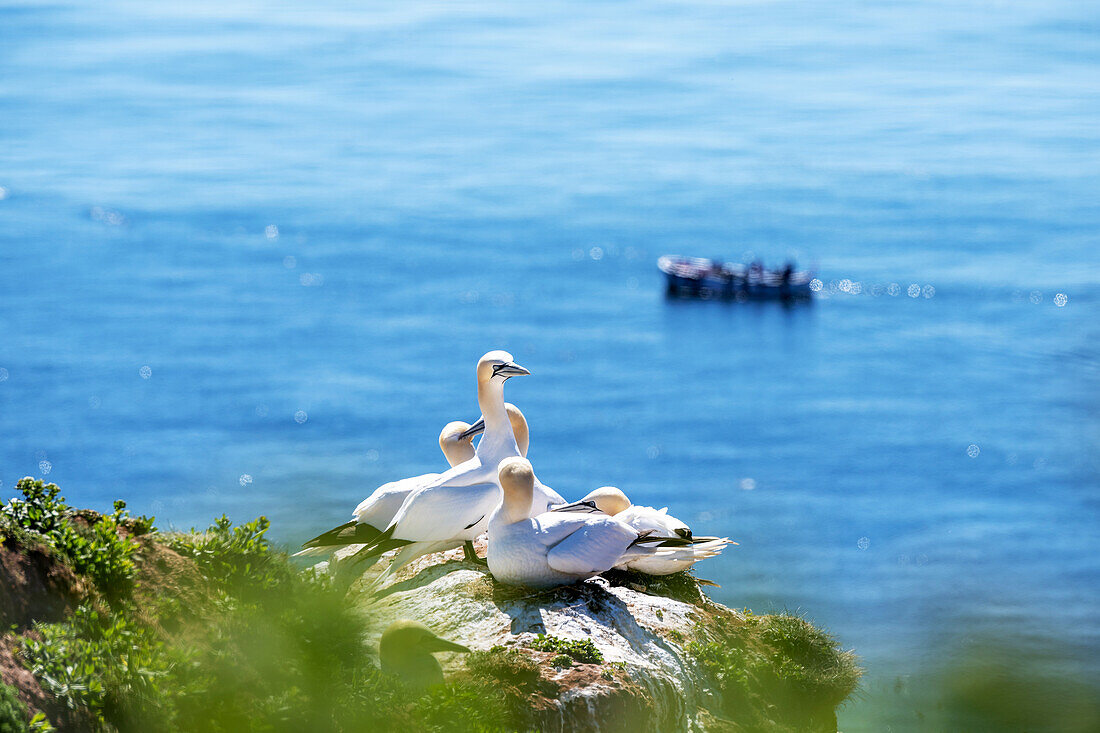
[
  {"x1": 500, "y1": 488, "x2": 533, "y2": 524},
  {"x1": 380, "y1": 651, "x2": 443, "y2": 690},
  {"x1": 476, "y1": 379, "x2": 517, "y2": 456}
]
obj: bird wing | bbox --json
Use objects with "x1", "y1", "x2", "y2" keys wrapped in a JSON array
[
  {"x1": 543, "y1": 516, "x2": 638, "y2": 576},
  {"x1": 390, "y1": 480, "x2": 502, "y2": 541},
  {"x1": 353, "y1": 473, "x2": 439, "y2": 528},
  {"x1": 616, "y1": 505, "x2": 690, "y2": 536},
  {"x1": 531, "y1": 512, "x2": 593, "y2": 547}
]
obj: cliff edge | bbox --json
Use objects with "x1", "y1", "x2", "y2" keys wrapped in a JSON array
[{"x1": 334, "y1": 541, "x2": 859, "y2": 732}]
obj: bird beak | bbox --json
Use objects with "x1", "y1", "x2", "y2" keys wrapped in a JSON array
[
  {"x1": 457, "y1": 418, "x2": 485, "y2": 441},
  {"x1": 550, "y1": 500, "x2": 604, "y2": 515},
  {"x1": 422, "y1": 635, "x2": 471, "y2": 654},
  {"x1": 491, "y1": 361, "x2": 531, "y2": 379}
]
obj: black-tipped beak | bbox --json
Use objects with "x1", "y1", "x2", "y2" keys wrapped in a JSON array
[
  {"x1": 550, "y1": 500, "x2": 604, "y2": 515},
  {"x1": 458, "y1": 418, "x2": 486, "y2": 441},
  {"x1": 422, "y1": 635, "x2": 471, "y2": 654},
  {"x1": 492, "y1": 361, "x2": 531, "y2": 379}
]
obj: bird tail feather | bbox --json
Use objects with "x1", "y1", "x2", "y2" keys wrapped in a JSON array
[{"x1": 299, "y1": 519, "x2": 387, "y2": 552}]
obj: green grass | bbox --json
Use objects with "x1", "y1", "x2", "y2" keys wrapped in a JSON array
[
  {"x1": 464, "y1": 645, "x2": 556, "y2": 727},
  {"x1": 687, "y1": 609, "x2": 860, "y2": 732}
]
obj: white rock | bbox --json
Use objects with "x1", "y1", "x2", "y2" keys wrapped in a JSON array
[{"x1": 338, "y1": 541, "x2": 739, "y2": 732}]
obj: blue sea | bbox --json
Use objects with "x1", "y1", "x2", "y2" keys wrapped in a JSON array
[{"x1": 1, "y1": 0, "x2": 1097, "y2": 728}]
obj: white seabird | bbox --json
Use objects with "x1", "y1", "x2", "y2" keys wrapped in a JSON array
[
  {"x1": 556, "y1": 486, "x2": 735, "y2": 575},
  {"x1": 293, "y1": 419, "x2": 481, "y2": 558},
  {"x1": 358, "y1": 350, "x2": 543, "y2": 581},
  {"x1": 487, "y1": 457, "x2": 712, "y2": 589},
  {"x1": 296, "y1": 400, "x2": 540, "y2": 559}
]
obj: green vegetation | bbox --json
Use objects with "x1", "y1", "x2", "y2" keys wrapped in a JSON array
[
  {"x1": 3, "y1": 477, "x2": 861, "y2": 732},
  {"x1": 1, "y1": 479, "x2": 517, "y2": 732},
  {"x1": 464, "y1": 645, "x2": 556, "y2": 726},
  {"x1": 603, "y1": 567, "x2": 712, "y2": 605},
  {"x1": 1, "y1": 682, "x2": 32, "y2": 733},
  {"x1": 528, "y1": 634, "x2": 604, "y2": 664},
  {"x1": 1, "y1": 479, "x2": 149, "y2": 604},
  {"x1": 688, "y1": 609, "x2": 860, "y2": 732}
]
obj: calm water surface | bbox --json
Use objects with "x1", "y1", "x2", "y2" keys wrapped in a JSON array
[{"x1": 1, "y1": 1, "x2": 1098, "y2": 728}]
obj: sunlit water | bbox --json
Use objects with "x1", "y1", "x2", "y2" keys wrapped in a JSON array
[{"x1": 1, "y1": 0, "x2": 1098, "y2": 728}]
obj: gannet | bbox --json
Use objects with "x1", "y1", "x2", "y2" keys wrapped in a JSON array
[
  {"x1": 487, "y1": 458, "x2": 714, "y2": 589},
  {"x1": 379, "y1": 620, "x2": 470, "y2": 691},
  {"x1": 357, "y1": 351, "x2": 538, "y2": 581},
  {"x1": 462, "y1": 402, "x2": 566, "y2": 518},
  {"x1": 293, "y1": 420, "x2": 479, "y2": 558},
  {"x1": 557, "y1": 486, "x2": 736, "y2": 575}
]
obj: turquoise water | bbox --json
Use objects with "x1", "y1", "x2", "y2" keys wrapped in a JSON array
[{"x1": 1, "y1": 0, "x2": 1098, "y2": 727}]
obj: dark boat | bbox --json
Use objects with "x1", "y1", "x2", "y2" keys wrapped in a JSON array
[{"x1": 658, "y1": 255, "x2": 815, "y2": 300}]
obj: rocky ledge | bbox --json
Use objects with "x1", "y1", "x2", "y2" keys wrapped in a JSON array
[{"x1": 330, "y1": 541, "x2": 860, "y2": 733}]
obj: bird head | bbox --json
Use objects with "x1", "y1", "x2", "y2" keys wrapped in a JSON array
[
  {"x1": 380, "y1": 620, "x2": 471, "y2": 661},
  {"x1": 476, "y1": 350, "x2": 531, "y2": 385}
]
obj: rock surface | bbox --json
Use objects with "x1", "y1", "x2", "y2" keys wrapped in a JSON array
[{"x1": 333, "y1": 541, "x2": 737, "y2": 733}]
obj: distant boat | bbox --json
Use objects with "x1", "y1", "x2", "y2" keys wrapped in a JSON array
[{"x1": 658, "y1": 255, "x2": 815, "y2": 300}]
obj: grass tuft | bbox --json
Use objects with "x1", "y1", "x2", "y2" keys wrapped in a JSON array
[{"x1": 688, "y1": 609, "x2": 860, "y2": 731}]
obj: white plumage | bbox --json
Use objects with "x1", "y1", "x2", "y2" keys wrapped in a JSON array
[
  {"x1": 293, "y1": 419, "x2": 479, "y2": 558},
  {"x1": 561, "y1": 486, "x2": 735, "y2": 575},
  {"x1": 365, "y1": 351, "x2": 566, "y2": 583},
  {"x1": 487, "y1": 458, "x2": 710, "y2": 589}
]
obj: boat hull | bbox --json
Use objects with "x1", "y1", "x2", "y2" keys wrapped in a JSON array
[{"x1": 658, "y1": 255, "x2": 814, "y2": 301}]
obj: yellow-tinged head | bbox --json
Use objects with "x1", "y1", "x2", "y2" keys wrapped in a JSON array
[
  {"x1": 583, "y1": 487, "x2": 632, "y2": 516},
  {"x1": 497, "y1": 456, "x2": 535, "y2": 522},
  {"x1": 476, "y1": 350, "x2": 530, "y2": 385},
  {"x1": 438, "y1": 421, "x2": 477, "y2": 467}
]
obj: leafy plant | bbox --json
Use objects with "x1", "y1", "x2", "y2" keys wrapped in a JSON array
[
  {"x1": 0, "y1": 479, "x2": 68, "y2": 538},
  {"x1": 0, "y1": 682, "x2": 30, "y2": 733},
  {"x1": 166, "y1": 515, "x2": 291, "y2": 597},
  {"x1": 21, "y1": 606, "x2": 171, "y2": 729},
  {"x1": 529, "y1": 634, "x2": 604, "y2": 664},
  {"x1": 1, "y1": 479, "x2": 142, "y2": 603}
]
